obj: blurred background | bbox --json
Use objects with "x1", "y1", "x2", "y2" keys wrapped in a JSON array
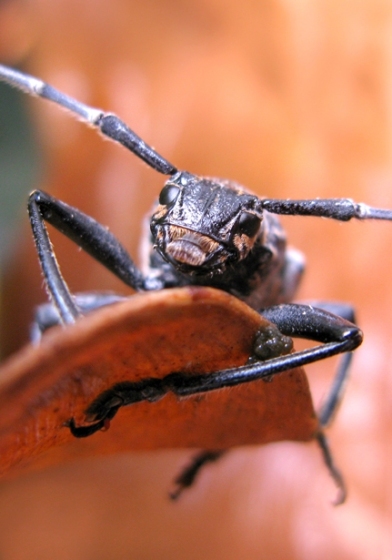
[{"x1": 0, "y1": 0, "x2": 392, "y2": 558}]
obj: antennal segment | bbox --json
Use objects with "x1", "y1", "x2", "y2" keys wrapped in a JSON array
[
  {"x1": 0, "y1": 64, "x2": 177, "y2": 175},
  {"x1": 261, "y1": 197, "x2": 392, "y2": 222}
]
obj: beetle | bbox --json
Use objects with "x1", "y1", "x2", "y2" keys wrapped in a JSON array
[{"x1": 1, "y1": 63, "x2": 392, "y2": 503}]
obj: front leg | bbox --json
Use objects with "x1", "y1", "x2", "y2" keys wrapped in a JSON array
[
  {"x1": 296, "y1": 301, "x2": 356, "y2": 428},
  {"x1": 28, "y1": 190, "x2": 148, "y2": 324},
  {"x1": 68, "y1": 304, "x2": 361, "y2": 431},
  {"x1": 66, "y1": 305, "x2": 361, "y2": 501}
]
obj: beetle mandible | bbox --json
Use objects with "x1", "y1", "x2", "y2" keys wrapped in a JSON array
[{"x1": 1, "y1": 63, "x2": 392, "y2": 503}]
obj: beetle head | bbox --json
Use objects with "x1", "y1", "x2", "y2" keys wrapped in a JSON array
[{"x1": 150, "y1": 171, "x2": 264, "y2": 276}]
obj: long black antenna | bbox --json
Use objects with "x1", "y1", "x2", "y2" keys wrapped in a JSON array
[{"x1": 0, "y1": 64, "x2": 177, "y2": 176}]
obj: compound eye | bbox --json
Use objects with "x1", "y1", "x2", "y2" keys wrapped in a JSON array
[
  {"x1": 159, "y1": 184, "x2": 180, "y2": 206},
  {"x1": 237, "y1": 212, "x2": 261, "y2": 237}
]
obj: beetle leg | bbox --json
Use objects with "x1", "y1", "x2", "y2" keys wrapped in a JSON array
[
  {"x1": 68, "y1": 378, "x2": 167, "y2": 437},
  {"x1": 280, "y1": 300, "x2": 354, "y2": 501},
  {"x1": 316, "y1": 431, "x2": 346, "y2": 505},
  {"x1": 303, "y1": 301, "x2": 355, "y2": 323},
  {"x1": 28, "y1": 192, "x2": 80, "y2": 324},
  {"x1": 164, "y1": 304, "x2": 361, "y2": 504},
  {"x1": 66, "y1": 305, "x2": 360, "y2": 501},
  {"x1": 69, "y1": 305, "x2": 361, "y2": 429},
  {"x1": 31, "y1": 292, "x2": 127, "y2": 341},
  {"x1": 298, "y1": 302, "x2": 354, "y2": 505},
  {"x1": 294, "y1": 301, "x2": 356, "y2": 427},
  {"x1": 65, "y1": 412, "x2": 117, "y2": 438},
  {"x1": 28, "y1": 190, "x2": 148, "y2": 324},
  {"x1": 164, "y1": 305, "x2": 362, "y2": 397},
  {"x1": 170, "y1": 450, "x2": 225, "y2": 500},
  {"x1": 170, "y1": 440, "x2": 344, "y2": 504}
]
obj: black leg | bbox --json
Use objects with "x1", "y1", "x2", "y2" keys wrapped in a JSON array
[
  {"x1": 68, "y1": 304, "x2": 362, "y2": 432},
  {"x1": 261, "y1": 302, "x2": 358, "y2": 504},
  {"x1": 31, "y1": 292, "x2": 128, "y2": 341},
  {"x1": 287, "y1": 301, "x2": 356, "y2": 427},
  {"x1": 304, "y1": 301, "x2": 355, "y2": 323},
  {"x1": 168, "y1": 304, "x2": 362, "y2": 398},
  {"x1": 316, "y1": 432, "x2": 346, "y2": 505},
  {"x1": 66, "y1": 304, "x2": 361, "y2": 502},
  {"x1": 317, "y1": 352, "x2": 353, "y2": 428},
  {"x1": 28, "y1": 192, "x2": 80, "y2": 324},
  {"x1": 170, "y1": 451, "x2": 225, "y2": 500},
  {"x1": 28, "y1": 190, "x2": 147, "y2": 324}
]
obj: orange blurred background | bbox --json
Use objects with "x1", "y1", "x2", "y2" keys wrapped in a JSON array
[{"x1": 0, "y1": 0, "x2": 392, "y2": 558}]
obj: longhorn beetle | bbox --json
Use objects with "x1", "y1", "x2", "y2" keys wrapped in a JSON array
[{"x1": 1, "y1": 64, "x2": 391, "y2": 504}]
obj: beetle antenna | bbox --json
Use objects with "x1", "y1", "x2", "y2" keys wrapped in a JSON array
[
  {"x1": 0, "y1": 64, "x2": 177, "y2": 176},
  {"x1": 261, "y1": 197, "x2": 392, "y2": 222}
]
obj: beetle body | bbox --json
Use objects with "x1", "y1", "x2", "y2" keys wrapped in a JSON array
[{"x1": 1, "y1": 63, "x2": 391, "y2": 502}]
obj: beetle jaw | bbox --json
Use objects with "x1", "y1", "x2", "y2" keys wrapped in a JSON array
[
  {"x1": 164, "y1": 226, "x2": 221, "y2": 267},
  {"x1": 152, "y1": 223, "x2": 234, "y2": 273}
]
